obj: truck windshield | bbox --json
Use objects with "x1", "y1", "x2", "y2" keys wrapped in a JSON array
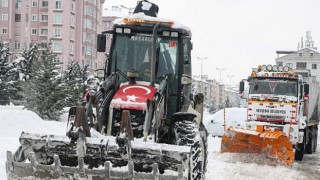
[
  {"x1": 110, "y1": 33, "x2": 178, "y2": 84},
  {"x1": 249, "y1": 78, "x2": 298, "y2": 97}
]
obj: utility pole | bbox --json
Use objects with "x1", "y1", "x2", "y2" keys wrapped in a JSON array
[
  {"x1": 197, "y1": 57, "x2": 208, "y2": 93},
  {"x1": 216, "y1": 68, "x2": 225, "y2": 83}
]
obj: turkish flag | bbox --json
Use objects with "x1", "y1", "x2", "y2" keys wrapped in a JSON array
[{"x1": 169, "y1": 41, "x2": 177, "y2": 47}]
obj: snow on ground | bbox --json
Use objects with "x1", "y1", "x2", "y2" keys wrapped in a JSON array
[
  {"x1": 0, "y1": 106, "x2": 67, "y2": 179},
  {"x1": 1, "y1": 106, "x2": 319, "y2": 179}
]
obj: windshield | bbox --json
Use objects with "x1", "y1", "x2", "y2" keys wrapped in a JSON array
[
  {"x1": 249, "y1": 78, "x2": 298, "y2": 97},
  {"x1": 110, "y1": 33, "x2": 178, "y2": 84}
]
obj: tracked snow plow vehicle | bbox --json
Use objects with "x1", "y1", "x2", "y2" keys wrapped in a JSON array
[
  {"x1": 221, "y1": 64, "x2": 320, "y2": 165},
  {"x1": 6, "y1": 1, "x2": 208, "y2": 179}
]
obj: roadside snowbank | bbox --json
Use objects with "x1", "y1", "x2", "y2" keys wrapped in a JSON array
[{"x1": 1, "y1": 106, "x2": 318, "y2": 179}]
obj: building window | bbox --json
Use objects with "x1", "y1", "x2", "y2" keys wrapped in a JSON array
[
  {"x1": 70, "y1": 15, "x2": 75, "y2": 26},
  {"x1": 85, "y1": 6, "x2": 93, "y2": 16},
  {"x1": 25, "y1": 27, "x2": 29, "y2": 36},
  {"x1": 2, "y1": 14, "x2": 8, "y2": 21},
  {"x1": 54, "y1": 15, "x2": 62, "y2": 24},
  {"x1": 2, "y1": 0, "x2": 8, "y2": 7},
  {"x1": 54, "y1": 29, "x2": 61, "y2": 38},
  {"x1": 15, "y1": 0, "x2": 21, "y2": 9},
  {"x1": 312, "y1": 64, "x2": 317, "y2": 69},
  {"x1": 70, "y1": 30, "x2": 74, "y2": 40},
  {"x1": 15, "y1": 41, "x2": 20, "y2": 49},
  {"x1": 42, "y1": 0, "x2": 48, "y2": 7},
  {"x1": 296, "y1": 62, "x2": 306, "y2": 70},
  {"x1": 53, "y1": 56, "x2": 60, "y2": 63},
  {"x1": 40, "y1": 42, "x2": 48, "y2": 49},
  {"x1": 286, "y1": 63, "x2": 293, "y2": 68},
  {"x1": 40, "y1": 28, "x2": 48, "y2": 36},
  {"x1": 55, "y1": 0, "x2": 62, "y2": 9},
  {"x1": 85, "y1": 19, "x2": 92, "y2": 29},
  {"x1": 31, "y1": 14, "x2": 37, "y2": 21},
  {"x1": 299, "y1": 53, "x2": 302, "y2": 57},
  {"x1": 104, "y1": 22, "x2": 110, "y2": 30},
  {"x1": 70, "y1": 43, "x2": 74, "y2": 54},
  {"x1": 32, "y1": 0, "x2": 38, "y2": 7},
  {"x1": 86, "y1": 45, "x2": 93, "y2": 55},
  {"x1": 41, "y1": 15, "x2": 48, "y2": 22},
  {"x1": 15, "y1": 14, "x2": 21, "y2": 22},
  {"x1": 2, "y1": 28, "x2": 8, "y2": 34},
  {"x1": 310, "y1": 52, "x2": 314, "y2": 57},
  {"x1": 31, "y1": 28, "x2": 37, "y2": 35},
  {"x1": 277, "y1": 62, "x2": 283, "y2": 66},
  {"x1": 53, "y1": 43, "x2": 62, "y2": 52},
  {"x1": 71, "y1": 2, "x2": 75, "y2": 12}
]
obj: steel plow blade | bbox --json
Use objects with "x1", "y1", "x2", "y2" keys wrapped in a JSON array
[
  {"x1": 221, "y1": 126, "x2": 295, "y2": 165},
  {"x1": 6, "y1": 151, "x2": 187, "y2": 180},
  {"x1": 7, "y1": 132, "x2": 191, "y2": 179}
]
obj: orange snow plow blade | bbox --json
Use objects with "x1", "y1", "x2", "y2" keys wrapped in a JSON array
[{"x1": 221, "y1": 125, "x2": 295, "y2": 165}]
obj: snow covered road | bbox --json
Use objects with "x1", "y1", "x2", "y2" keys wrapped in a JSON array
[{"x1": 1, "y1": 106, "x2": 319, "y2": 179}]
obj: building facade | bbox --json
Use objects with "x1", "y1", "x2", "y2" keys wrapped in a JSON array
[
  {"x1": 192, "y1": 75, "x2": 239, "y2": 110},
  {"x1": 275, "y1": 47, "x2": 320, "y2": 80},
  {"x1": 101, "y1": 6, "x2": 125, "y2": 55},
  {"x1": 0, "y1": 0, "x2": 105, "y2": 72},
  {"x1": 275, "y1": 32, "x2": 320, "y2": 81}
]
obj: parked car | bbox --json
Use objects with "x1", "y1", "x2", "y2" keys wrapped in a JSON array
[{"x1": 204, "y1": 108, "x2": 247, "y2": 137}]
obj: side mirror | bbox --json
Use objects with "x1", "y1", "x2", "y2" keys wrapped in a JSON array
[
  {"x1": 97, "y1": 34, "x2": 106, "y2": 52},
  {"x1": 181, "y1": 74, "x2": 192, "y2": 85},
  {"x1": 239, "y1": 81, "x2": 245, "y2": 98},
  {"x1": 239, "y1": 81, "x2": 244, "y2": 92},
  {"x1": 304, "y1": 84, "x2": 309, "y2": 95}
]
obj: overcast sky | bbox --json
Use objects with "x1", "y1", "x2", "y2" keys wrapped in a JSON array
[{"x1": 103, "y1": 0, "x2": 320, "y2": 85}]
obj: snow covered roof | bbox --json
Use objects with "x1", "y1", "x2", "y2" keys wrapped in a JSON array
[
  {"x1": 103, "y1": 9, "x2": 126, "y2": 17},
  {"x1": 276, "y1": 47, "x2": 320, "y2": 60},
  {"x1": 113, "y1": 13, "x2": 191, "y2": 35}
]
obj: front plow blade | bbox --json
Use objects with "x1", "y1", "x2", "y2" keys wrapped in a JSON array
[
  {"x1": 7, "y1": 132, "x2": 190, "y2": 179},
  {"x1": 221, "y1": 126, "x2": 294, "y2": 165},
  {"x1": 6, "y1": 151, "x2": 185, "y2": 180}
]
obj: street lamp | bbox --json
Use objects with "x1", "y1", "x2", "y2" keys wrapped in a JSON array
[
  {"x1": 197, "y1": 57, "x2": 208, "y2": 93},
  {"x1": 227, "y1": 75, "x2": 234, "y2": 88},
  {"x1": 216, "y1": 68, "x2": 225, "y2": 83}
]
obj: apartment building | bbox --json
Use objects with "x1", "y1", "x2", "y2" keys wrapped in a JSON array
[
  {"x1": 0, "y1": 0, "x2": 105, "y2": 72},
  {"x1": 275, "y1": 31, "x2": 320, "y2": 82},
  {"x1": 101, "y1": 6, "x2": 125, "y2": 54}
]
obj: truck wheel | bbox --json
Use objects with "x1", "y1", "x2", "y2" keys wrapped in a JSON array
[
  {"x1": 306, "y1": 127, "x2": 313, "y2": 154},
  {"x1": 173, "y1": 120, "x2": 208, "y2": 180},
  {"x1": 295, "y1": 131, "x2": 306, "y2": 161}
]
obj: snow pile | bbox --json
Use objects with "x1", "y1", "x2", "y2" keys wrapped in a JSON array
[
  {"x1": 0, "y1": 106, "x2": 67, "y2": 137},
  {"x1": 0, "y1": 106, "x2": 318, "y2": 179},
  {"x1": 0, "y1": 106, "x2": 67, "y2": 178},
  {"x1": 204, "y1": 108, "x2": 247, "y2": 136}
]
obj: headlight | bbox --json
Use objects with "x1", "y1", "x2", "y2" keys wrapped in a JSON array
[
  {"x1": 267, "y1": 64, "x2": 272, "y2": 71},
  {"x1": 261, "y1": 65, "x2": 267, "y2": 71},
  {"x1": 272, "y1": 65, "x2": 278, "y2": 71},
  {"x1": 278, "y1": 65, "x2": 284, "y2": 72}
]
